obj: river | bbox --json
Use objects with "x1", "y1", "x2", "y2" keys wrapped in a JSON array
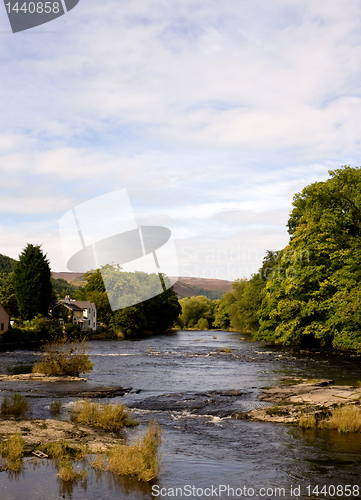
[{"x1": 1, "y1": 330, "x2": 361, "y2": 500}]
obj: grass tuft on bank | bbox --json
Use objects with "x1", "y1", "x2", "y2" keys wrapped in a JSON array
[
  {"x1": 1, "y1": 393, "x2": 29, "y2": 418},
  {"x1": 92, "y1": 420, "x2": 161, "y2": 482},
  {"x1": 299, "y1": 413, "x2": 317, "y2": 428},
  {"x1": 0, "y1": 433, "x2": 25, "y2": 471},
  {"x1": 321, "y1": 405, "x2": 361, "y2": 433},
  {"x1": 70, "y1": 400, "x2": 138, "y2": 431}
]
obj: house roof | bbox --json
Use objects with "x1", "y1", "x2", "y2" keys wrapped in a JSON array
[
  {"x1": 0, "y1": 303, "x2": 9, "y2": 318},
  {"x1": 55, "y1": 302, "x2": 83, "y2": 312},
  {"x1": 73, "y1": 301, "x2": 93, "y2": 309}
]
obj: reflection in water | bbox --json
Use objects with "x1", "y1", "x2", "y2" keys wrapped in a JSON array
[{"x1": 1, "y1": 454, "x2": 155, "y2": 500}]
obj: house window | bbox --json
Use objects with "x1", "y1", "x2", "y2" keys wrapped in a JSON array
[{"x1": 1, "y1": 323, "x2": 4, "y2": 331}]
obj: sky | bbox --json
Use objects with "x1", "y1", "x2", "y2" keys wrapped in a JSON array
[{"x1": 1, "y1": 0, "x2": 361, "y2": 280}]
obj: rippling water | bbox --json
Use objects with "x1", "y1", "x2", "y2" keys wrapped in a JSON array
[{"x1": 1, "y1": 330, "x2": 361, "y2": 500}]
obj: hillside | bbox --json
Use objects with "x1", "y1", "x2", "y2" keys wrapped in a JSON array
[
  {"x1": 0, "y1": 254, "x2": 17, "y2": 274},
  {"x1": 51, "y1": 272, "x2": 233, "y2": 300}
]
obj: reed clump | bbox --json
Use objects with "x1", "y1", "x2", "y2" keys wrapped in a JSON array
[
  {"x1": 32, "y1": 338, "x2": 93, "y2": 377},
  {"x1": 40, "y1": 439, "x2": 87, "y2": 461},
  {"x1": 321, "y1": 405, "x2": 361, "y2": 433},
  {"x1": 37, "y1": 439, "x2": 87, "y2": 482},
  {"x1": 0, "y1": 433, "x2": 25, "y2": 471},
  {"x1": 299, "y1": 413, "x2": 317, "y2": 428},
  {"x1": 50, "y1": 399, "x2": 62, "y2": 415},
  {"x1": 57, "y1": 457, "x2": 87, "y2": 482},
  {"x1": 1, "y1": 393, "x2": 29, "y2": 418},
  {"x1": 218, "y1": 347, "x2": 232, "y2": 353},
  {"x1": 93, "y1": 420, "x2": 161, "y2": 482},
  {"x1": 70, "y1": 400, "x2": 138, "y2": 431}
]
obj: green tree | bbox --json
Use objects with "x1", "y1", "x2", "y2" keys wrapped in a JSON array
[
  {"x1": 0, "y1": 273, "x2": 19, "y2": 318},
  {"x1": 178, "y1": 296, "x2": 215, "y2": 329},
  {"x1": 80, "y1": 267, "x2": 181, "y2": 336},
  {"x1": 13, "y1": 244, "x2": 53, "y2": 321},
  {"x1": 256, "y1": 166, "x2": 361, "y2": 350}
]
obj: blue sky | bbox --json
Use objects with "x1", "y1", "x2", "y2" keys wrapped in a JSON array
[{"x1": 1, "y1": 0, "x2": 361, "y2": 279}]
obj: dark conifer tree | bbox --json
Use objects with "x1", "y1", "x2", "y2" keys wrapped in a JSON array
[{"x1": 13, "y1": 244, "x2": 53, "y2": 320}]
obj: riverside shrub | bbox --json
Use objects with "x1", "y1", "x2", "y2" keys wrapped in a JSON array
[{"x1": 32, "y1": 338, "x2": 93, "y2": 377}]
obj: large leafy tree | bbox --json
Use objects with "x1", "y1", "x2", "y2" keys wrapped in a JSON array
[
  {"x1": 255, "y1": 166, "x2": 361, "y2": 350},
  {"x1": 13, "y1": 244, "x2": 53, "y2": 320},
  {"x1": 177, "y1": 295, "x2": 215, "y2": 329},
  {"x1": 0, "y1": 273, "x2": 19, "y2": 318},
  {"x1": 79, "y1": 267, "x2": 181, "y2": 336}
]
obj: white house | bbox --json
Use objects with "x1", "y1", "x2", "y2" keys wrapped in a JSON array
[{"x1": 52, "y1": 297, "x2": 97, "y2": 331}]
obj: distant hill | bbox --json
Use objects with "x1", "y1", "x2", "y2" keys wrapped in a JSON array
[
  {"x1": 0, "y1": 253, "x2": 17, "y2": 274},
  {"x1": 51, "y1": 272, "x2": 233, "y2": 300},
  {"x1": 171, "y1": 277, "x2": 233, "y2": 300},
  {"x1": 51, "y1": 272, "x2": 85, "y2": 283}
]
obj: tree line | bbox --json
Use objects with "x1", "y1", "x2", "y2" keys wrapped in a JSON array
[
  {"x1": 213, "y1": 166, "x2": 361, "y2": 351},
  {"x1": 0, "y1": 246, "x2": 180, "y2": 343}
]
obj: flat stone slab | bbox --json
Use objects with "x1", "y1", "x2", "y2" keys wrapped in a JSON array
[
  {"x1": 259, "y1": 382, "x2": 361, "y2": 407},
  {"x1": 0, "y1": 418, "x2": 125, "y2": 453},
  {"x1": 243, "y1": 381, "x2": 361, "y2": 425},
  {"x1": 0, "y1": 373, "x2": 87, "y2": 382}
]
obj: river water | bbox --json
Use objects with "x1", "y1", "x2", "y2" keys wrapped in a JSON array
[{"x1": 1, "y1": 330, "x2": 361, "y2": 500}]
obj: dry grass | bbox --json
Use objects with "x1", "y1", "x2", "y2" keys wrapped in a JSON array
[
  {"x1": 218, "y1": 347, "x2": 232, "y2": 353},
  {"x1": 305, "y1": 378, "x2": 320, "y2": 384},
  {"x1": 50, "y1": 400, "x2": 62, "y2": 415},
  {"x1": 41, "y1": 439, "x2": 87, "y2": 461},
  {"x1": 93, "y1": 421, "x2": 161, "y2": 482},
  {"x1": 0, "y1": 433, "x2": 25, "y2": 471},
  {"x1": 321, "y1": 405, "x2": 361, "y2": 433},
  {"x1": 32, "y1": 338, "x2": 93, "y2": 377},
  {"x1": 70, "y1": 400, "x2": 138, "y2": 431},
  {"x1": 1, "y1": 393, "x2": 29, "y2": 418},
  {"x1": 37, "y1": 439, "x2": 87, "y2": 482},
  {"x1": 57, "y1": 458, "x2": 87, "y2": 482},
  {"x1": 299, "y1": 413, "x2": 317, "y2": 428}
]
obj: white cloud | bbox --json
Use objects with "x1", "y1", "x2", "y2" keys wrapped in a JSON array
[{"x1": 1, "y1": 1, "x2": 361, "y2": 277}]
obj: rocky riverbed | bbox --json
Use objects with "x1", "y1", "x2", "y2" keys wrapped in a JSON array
[
  {"x1": 244, "y1": 379, "x2": 361, "y2": 424},
  {"x1": 0, "y1": 418, "x2": 125, "y2": 454}
]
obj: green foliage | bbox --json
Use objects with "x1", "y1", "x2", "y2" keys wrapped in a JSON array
[
  {"x1": 213, "y1": 253, "x2": 273, "y2": 333},
  {"x1": 187, "y1": 286, "x2": 225, "y2": 300},
  {"x1": 177, "y1": 295, "x2": 215, "y2": 329},
  {"x1": 0, "y1": 254, "x2": 17, "y2": 274},
  {"x1": 51, "y1": 278, "x2": 78, "y2": 299},
  {"x1": 213, "y1": 298, "x2": 231, "y2": 329},
  {"x1": 0, "y1": 273, "x2": 19, "y2": 318},
  {"x1": 2, "y1": 315, "x2": 61, "y2": 344},
  {"x1": 13, "y1": 244, "x2": 53, "y2": 321},
  {"x1": 110, "y1": 305, "x2": 147, "y2": 336},
  {"x1": 32, "y1": 338, "x2": 93, "y2": 376},
  {"x1": 255, "y1": 166, "x2": 361, "y2": 350},
  {"x1": 196, "y1": 317, "x2": 209, "y2": 330},
  {"x1": 80, "y1": 267, "x2": 181, "y2": 337}
]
